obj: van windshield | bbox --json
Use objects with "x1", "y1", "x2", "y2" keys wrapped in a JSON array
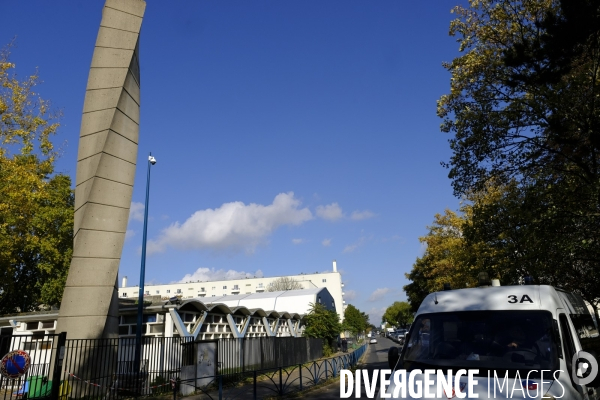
[{"x1": 400, "y1": 311, "x2": 559, "y2": 377}]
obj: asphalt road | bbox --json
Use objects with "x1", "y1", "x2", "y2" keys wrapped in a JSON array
[{"x1": 303, "y1": 336, "x2": 397, "y2": 399}]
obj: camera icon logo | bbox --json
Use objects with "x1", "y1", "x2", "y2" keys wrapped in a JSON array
[{"x1": 573, "y1": 351, "x2": 599, "y2": 386}]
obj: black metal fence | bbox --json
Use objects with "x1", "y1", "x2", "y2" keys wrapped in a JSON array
[
  {"x1": 0, "y1": 333, "x2": 65, "y2": 400},
  {"x1": 183, "y1": 342, "x2": 367, "y2": 400},
  {"x1": 219, "y1": 336, "x2": 323, "y2": 374},
  {"x1": 62, "y1": 336, "x2": 195, "y2": 398},
  {"x1": 0, "y1": 334, "x2": 325, "y2": 399}
]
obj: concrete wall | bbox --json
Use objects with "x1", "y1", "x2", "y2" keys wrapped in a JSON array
[{"x1": 57, "y1": 0, "x2": 146, "y2": 339}]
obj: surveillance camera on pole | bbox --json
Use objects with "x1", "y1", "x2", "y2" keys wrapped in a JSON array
[{"x1": 149, "y1": 155, "x2": 157, "y2": 165}]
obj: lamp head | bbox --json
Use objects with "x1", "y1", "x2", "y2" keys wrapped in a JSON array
[{"x1": 149, "y1": 156, "x2": 157, "y2": 165}]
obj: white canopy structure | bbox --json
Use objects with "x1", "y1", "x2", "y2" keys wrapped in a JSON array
[{"x1": 200, "y1": 287, "x2": 336, "y2": 315}]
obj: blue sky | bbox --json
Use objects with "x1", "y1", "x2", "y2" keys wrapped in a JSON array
[{"x1": 1, "y1": 1, "x2": 463, "y2": 323}]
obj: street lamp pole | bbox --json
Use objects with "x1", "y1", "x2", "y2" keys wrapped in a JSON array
[{"x1": 134, "y1": 153, "x2": 156, "y2": 375}]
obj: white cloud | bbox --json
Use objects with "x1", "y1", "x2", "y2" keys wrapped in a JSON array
[
  {"x1": 129, "y1": 202, "x2": 145, "y2": 222},
  {"x1": 350, "y1": 210, "x2": 375, "y2": 220},
  {"x1": 125, "y1": 229, "x2": 136, "y2": 241},
  {"x1": 342, "y1": 238, "x2": 365, "y2": 253},
  {"x1": 316, "y1": 203, "x2": 343, "y2": 221},
  {"x1": 342, "y1": 235, "x2": 371, "y2": 253},
  {"x1": 322, "y1": 238, "x2": 332, "y2": 247},
  {"x1": 344, "y1": 290, "x2": 358, "y2": 301},
  {"x1": 292, "y1": 238, "x2": 304, "y2": 245},
  {"x1": 368, "y1": 307, "x2": 387, "y2": 326},
  {"x1": 147, "y1": 192, "x2": 313, "y2": 254},
  {"x1": 177, "y1": 267, "x2": 264, "y2": 283},
  {"x1": 343, "y1": 243, "x2": 358, "y2": 253},
  {"x1": 369, "y1": 287, "x2": 391, "y2": 302}
]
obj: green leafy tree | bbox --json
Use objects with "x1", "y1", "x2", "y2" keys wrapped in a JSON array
[
  {"x1": 437, "y1": 0, "x2": 600, "y2": 311},
  {"x1": 438, "y1": 0, "x2": 600, "y2": 195},
  {"x1": 342, "y1": 304, "x2": 368, "y2": 336},
  {"x1": 303, "y1": 302, "x2": 342, "y2": 348},
  {"x1": 404, "y1": 209, "x2": 478, "y2": 311},
  {"x1": 403, "y1": 183, "x2": 513, "y2": 311},
  {"x1": 405, "y1": 178, "x2": 600, "y2": 314},
  {"x1": 382, "y1": 301, "x2": 414, "y2": 328},
  {"x1": 0, "y1": 45, "x2": 73, "y2": 314},
  {"x1": 465, "y1": 179, "x2": 600, "y2": 314},
  {"x1": 361, "y1": 312, "x2": 370, "y2": 328}
]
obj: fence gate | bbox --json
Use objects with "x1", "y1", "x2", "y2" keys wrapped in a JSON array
[{"x1": 0, "y1": 333, "x2": 66, "y2": 400}]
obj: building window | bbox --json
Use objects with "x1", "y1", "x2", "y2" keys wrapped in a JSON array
[
  {"x1": 145, "y1": 290, "x2": 150, "y2": 295},
  {"x1": 122, "y1": 293, "x2": 127, "y2": 297},
  {"x1": 212, "y1": 295, "x2": 215, "y2": 297},
  {"x1": 212, "y1": 286, "x2": 216, "y2": 290},
  {"x1": 246, "y1": 284, "x2": 251, "y2": 286},
  {"x1": 155, "y1": 290, "x2": 160, "y2": 294},
  {"x1": 200, "y1": 287, "x2": 205, "y2": 292},
  {"x1": 322, "y1": 279, "x2": 327, "y2": 283},
  {"x1": 177, "y1": 289, "x2": 182, "y2": 294},
  {"x1": 166, "y1": 290, "x2": 171, "y2": 294},
  {"x1": 223, "y1": 286, "x2": 227, "y2": 289},
  {"x1": 233, "y1": 285, "x2": 239, "y2": 290},
  {"x1": 257, "y1": 283, "x2": 264, "y2": 288},
  {"x1": 318, "y1": 296, "x2": 322, "y2": 303},
  {"x1": 143, "y1": 314, "x2": 157, "y2": 323},
  {"x1": 223, "y1": 294, "x2": 227, "y2": 296},
  {"x1": 188, "y1": 288, "x2": 194, "y2": 290}
]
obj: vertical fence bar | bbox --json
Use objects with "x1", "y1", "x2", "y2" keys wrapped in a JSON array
[
  {"x1": 241, "y1": 337, "x2": 245, "y2": 373},
  {"x1": 260, "y1": 336, "x2": 263, "y2": 370},
  {"x1": 90, "y1": 339, "x2": 99, "y2": 398},
  {"x1": 279, "y1": 366, "x2": 283, "y2": 396},
  {"x1": 50, "y1": 332, "x2": 67, "y2": 400},
  {"x1": 218, "y1": 375, "x2": 223, "y2": 400},
  {"x1": 299, "y1": 364, "x2": 303, "y2": 391},
  {"x1": 74, "y1": 339, "x2": 81, "y2": 399},
  {"x1": 253, "y1": 370, "x2": 257, "y2": 400}
]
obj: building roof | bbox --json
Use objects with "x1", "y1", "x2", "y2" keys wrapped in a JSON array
[{"x1": 198, "y1": 287, "x2": 331, "y2": 315}]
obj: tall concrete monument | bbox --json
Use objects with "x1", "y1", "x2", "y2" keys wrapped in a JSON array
[{"x1": 57, "y1": 0, "x2": 146, "y2": 339}]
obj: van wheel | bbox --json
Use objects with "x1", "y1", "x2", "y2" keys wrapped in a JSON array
[{"x1": 388, "y1": 346, "x2": 399, "y2": 369}]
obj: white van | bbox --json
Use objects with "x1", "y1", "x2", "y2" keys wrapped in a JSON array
[{"x1": 384, "y1": 284, "x2": 600, "y2": 399}]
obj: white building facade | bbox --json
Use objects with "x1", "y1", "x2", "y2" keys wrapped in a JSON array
[
  {"x1": 119, "y1": 261, "x2": 346, "y2": 319},
  {"x1": 0, "y1": 288, "x2": 336, "y2": 341}
]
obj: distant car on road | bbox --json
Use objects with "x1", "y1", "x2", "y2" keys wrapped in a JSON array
[
  {"x1": 369, "y1": 337, "x2": 377, "y2": 344},
  {"x1": 389, "y1": 329, "x2": 408, "y2": 344}
]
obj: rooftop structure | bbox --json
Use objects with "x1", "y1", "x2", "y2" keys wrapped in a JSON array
[{"x1": 119, "y1": 260, "x2": 346, "y2": 319}]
